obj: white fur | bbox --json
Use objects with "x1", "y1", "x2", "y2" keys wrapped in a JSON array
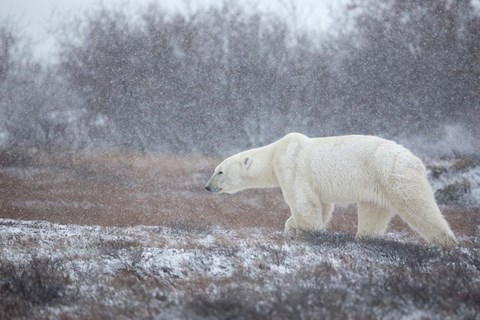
[{"x1": 206, "y1": 133, "x2": 457, "y2": 246}]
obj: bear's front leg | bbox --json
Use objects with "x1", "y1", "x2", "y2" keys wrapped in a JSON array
[
  {"x1": 286, "y1": 200, "x2": 324, "y2": 240},
  {"x1": 281, "y1": 181, "x2": 324, "y2": 239},
  {"x1": 284, "y1": 216, "x2": 297, "y2": 240},
  {"x1": 293, "y1": 205, "x2": 324, "y2": 238}
]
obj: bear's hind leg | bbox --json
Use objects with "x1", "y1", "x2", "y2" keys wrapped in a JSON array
[
  {"x1": 393, "y1": 199, "x2": 457, "y2": 246},
  {"x1": 389, "y1": 176, "x2": 457, "y2": 246},
  {"x1": 356, "y1": 202, "x2": 394, "y2": 238}
]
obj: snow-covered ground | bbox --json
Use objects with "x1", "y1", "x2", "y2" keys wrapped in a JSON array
[
  {"x1": 427, "y1": 158, "x2": 480, "y2": 206},
  {"x1": 1, "y1": 218, "x2": 479, "y2": 319}
]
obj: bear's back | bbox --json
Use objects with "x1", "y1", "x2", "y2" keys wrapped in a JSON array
[{"x1": 302, "y1": 135, "x2": 411, "y2": 202}]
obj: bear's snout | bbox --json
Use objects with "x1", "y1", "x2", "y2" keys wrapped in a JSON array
[
  {"x1": 205, "y1": 179, "x2": 222, "y2": 193},
  {"x1": 205, "y1": 184, "x2": 222, "y2": 193},
  {"x1": 205, "y1": 173, "x2": 221, "y2": 193}
]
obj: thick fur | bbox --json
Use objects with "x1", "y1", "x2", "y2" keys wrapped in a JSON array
[{"x1": 205, "y1": 133, "x2": 457, "y2": 246}]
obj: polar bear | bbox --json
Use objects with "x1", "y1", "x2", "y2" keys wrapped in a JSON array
[{"x1": 205, "y1": 133, "x2": 457, "y2": 246}]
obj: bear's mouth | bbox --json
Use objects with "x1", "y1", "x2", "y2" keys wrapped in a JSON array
[{"x1": 205, "y1": 185, "x2": 222, "y2": 193}]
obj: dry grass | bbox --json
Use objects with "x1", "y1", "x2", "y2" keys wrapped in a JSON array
[
  {"x1": 0, "y1": 152, "x2": 478, "y2": 240},
  {"x1": 0, "y1": 152, "x2": 287, "y2": 229}
]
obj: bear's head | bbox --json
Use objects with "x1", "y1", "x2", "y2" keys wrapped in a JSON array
[{"x1": 205, "y1": 154, "x2": 252, "y2": 194}]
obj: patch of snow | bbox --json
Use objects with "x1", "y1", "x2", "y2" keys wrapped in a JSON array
[
  {"x1": 1, "y1": 218, "x2": 479, "y2": 319},
  {"x1": 428, "y1": 160, "x2": 480, "y2": 206}
]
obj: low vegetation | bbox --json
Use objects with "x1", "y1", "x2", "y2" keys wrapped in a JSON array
[
  {"x1": 1, "y1": 220, "x2": 479, "y2": 319},
  {"x1": 0, "y1": 153, "x2": 479, "y2": 319}
]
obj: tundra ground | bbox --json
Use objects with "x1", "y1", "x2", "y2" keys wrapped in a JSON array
[{"x1": 0, "y1": 152, "x2": 479, "y2": 319}]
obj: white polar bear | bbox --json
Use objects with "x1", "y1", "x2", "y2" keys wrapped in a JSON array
[{"x1": 205, "y1": 133, "x2": 457, "y2": 246}]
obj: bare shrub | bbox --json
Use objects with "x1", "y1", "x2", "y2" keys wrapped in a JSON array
[
  {"x1": 99, "y1": 239, "x2": 150, "y2": 279},
  {"x1": 0, "y1": 255, "x2": 74, "y2": 318},
  {"x1": 384, "y1": 260, "x2": 480, "y2": 317},
  {"x1": 189, "y1": 286, "x2": 259, "y2": 320},
  {"x1": 165, "y1": 222, "x2": 214, "y2": 235},
  {"x1": 0, "y1": 149, "x2": 35, "y2": 167},
  {"x1": 435, "y1": 179, "x2": 471, "y2": 205},
  {"x1": 357, "y1": 237, "x2": 441, "y2": 267},
  {"x1": 260, "y1": 245, "x2": 288, "y2": 266},
  {"x1": 301, "y1": 230, "x2": 356, "y2": 249},
  {"x1": 188, "y1": 271, "x2": 353, "y2": 320},
  {"x1": 452, "y1": 156, "x2": 480, "y2": 171},
  {"x1": 186, "y1": 243, "x2": 480, "y2": 319}
]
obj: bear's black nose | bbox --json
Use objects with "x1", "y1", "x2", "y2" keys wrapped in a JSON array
[{"x1": 205, "y1": 185, "x2": 211, "y2": 191}]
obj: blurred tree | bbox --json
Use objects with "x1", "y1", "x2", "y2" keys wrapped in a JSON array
[
  {"x1": 54, "y1": 0, "x2": 479, "y2": 154},
  {"x1": 0, "y1": 24, "x2": 15, "y2": 86},
  {"x1": 0, "y1": 21, "x2": 87, "y2": 152},
  {"x1": 338, "y1": 0, "x2": 480, "y2": 136},
  {"x1": 58, "y1": 2, "x2": 336, "y2": 153}
]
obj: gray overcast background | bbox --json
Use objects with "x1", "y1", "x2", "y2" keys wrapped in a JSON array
[
  {"x1": 2, "y1": 0, "x2": 478, "y2": 157},
  {"x1": 0, "y1": 0, "x2": 344, "y2": 62}
]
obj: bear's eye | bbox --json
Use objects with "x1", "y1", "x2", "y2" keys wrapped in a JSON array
[{"x1": 218, "y1": 171, "x2": 223, "y2": 175}]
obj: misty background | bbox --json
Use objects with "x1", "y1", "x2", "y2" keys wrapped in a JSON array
[{"x1": 1, "y1": 0, "x2": 479, "y2": 156}]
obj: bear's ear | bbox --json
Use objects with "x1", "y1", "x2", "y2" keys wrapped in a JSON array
[{"x1": 243, "y1": 156, "x2": 252, "y2": 170}]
